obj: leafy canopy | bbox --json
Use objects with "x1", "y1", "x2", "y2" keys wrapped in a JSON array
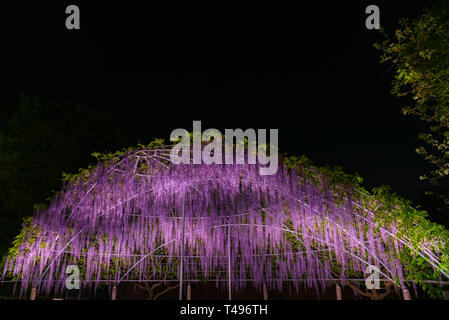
[{"x1": 375, "y1": 2, "x2": 449, "y2": 183}]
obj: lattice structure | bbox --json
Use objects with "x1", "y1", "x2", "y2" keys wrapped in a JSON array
[{"x1": 2, "y1": 146, "x2": 448, "y2": 299}]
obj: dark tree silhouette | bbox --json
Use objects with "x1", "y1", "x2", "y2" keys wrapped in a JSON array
[{"x1": 0, "y1": 93, "x2": 126, "y2": 257}]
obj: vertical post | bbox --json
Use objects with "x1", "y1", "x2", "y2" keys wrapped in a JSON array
[
  {"x1": 228, "y1": 222, "x2": 232, "y2": 301},
  {"x1": 443, "y1": 290, "x2": 449, "y2": 300},
  {"x1": 402, "y1": 288, "x2": 411, "y2": 300},
  {"x1": 179, "y1": 194, "x2": 186, "y2": 300},
  {"x1": 111, "y1": 286, "x2": 117, "y2": 300},
  {"x1": 187, "y1": 284, "x2": 191, "y2": 300},
  {"x1": 263, "y1": 284, "x2": 268, "y2": 300},
  {"x1": 30, "y1": 288, "x2": 37, "y2": 300},
  {"x1": 336, "y1": 284, "x2": 342, "y2": 300},
  {"x1": 440, "y1": 282, "x2": 448, "y2": 300}
]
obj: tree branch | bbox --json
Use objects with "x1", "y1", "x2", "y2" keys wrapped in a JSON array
[{"x1": 153, "y1": 284, "x2": 179, "y2": 300}]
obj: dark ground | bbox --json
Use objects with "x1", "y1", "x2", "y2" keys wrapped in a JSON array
[{"x1": 1, "y1": 281, "x2": 428, "y2": 300}]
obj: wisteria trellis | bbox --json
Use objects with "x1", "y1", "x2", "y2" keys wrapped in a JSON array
[{"x1": 2, "y1": 146, "x2": 448, "y2": 298}]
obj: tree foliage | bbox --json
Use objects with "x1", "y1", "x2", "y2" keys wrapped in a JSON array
[
  {"x1": 0, "y1": 94, "x2": 125, "y2": 257},
  {"x1": 375, "y1": 2, "x2": 449, "y2": 186}
]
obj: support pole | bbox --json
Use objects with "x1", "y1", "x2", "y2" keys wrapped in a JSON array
[
  {"x1": 443, "y1": 291, "x2": 449, "y2": 300},
  {"x1": 228, "y1": 222, "x2": 232, "y2": 301},
  {"x1": 30, "y1": 288, "x2": 37, "y2": 300},
  {"x1": 336, "y1": 284, "x2": 342, "y2": 300},
  {"x1": 179, "y1": 194, "x2": 186, "y2": 300},
  {"x1": 402, "y1": 288, "x2": 411, "y2": 300},
  {"x1": 111, "y1": 286, "x2": 117, "y2": 300},
  {"x1": 263, "y1": 285, "x2": 268, "y2": 300},
  {"x1": 187, "y1": 284, "x2": 191, "y2": 300}
]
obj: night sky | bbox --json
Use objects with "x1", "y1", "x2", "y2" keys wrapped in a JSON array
[{"x1": 5, "y1": 1, "x2": 434, "y2": 202}]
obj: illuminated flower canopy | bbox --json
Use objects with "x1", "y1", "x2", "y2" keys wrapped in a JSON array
[{"x1": 2, "y1": 143, "x2": 449, "y2": 298}]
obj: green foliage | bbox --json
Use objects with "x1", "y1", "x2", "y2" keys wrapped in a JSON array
[
  {"x1": 283, "y1": 156, "x2": 449, "y2": 298},
  {"x1": 375, "y1": 1, "x2": 449, "y2": 189},
  {"x1": 61, "y1": 138, "x2": 168, "y2": 184},
  {"x1": 1, "y1": 216, "x2": 34, "y2": 276},
  {"x1": 370, "y1": 185, "x2": 449, "y2": 297},
  {"x1": 7, "y1": 217, "x2": 32, "y2": 259},
  {"x1": 284, "y1": 155, "x2": 366, "y2": 194}
]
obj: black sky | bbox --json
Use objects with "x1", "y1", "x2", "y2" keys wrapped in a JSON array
[{"x1": 5, "y1": 1, "x2": 437, "y2": 201}]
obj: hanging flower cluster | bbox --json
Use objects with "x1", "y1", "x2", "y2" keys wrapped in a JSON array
[{"x1": 2, "y1": 144, "x2": 447, "y2": 298}]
